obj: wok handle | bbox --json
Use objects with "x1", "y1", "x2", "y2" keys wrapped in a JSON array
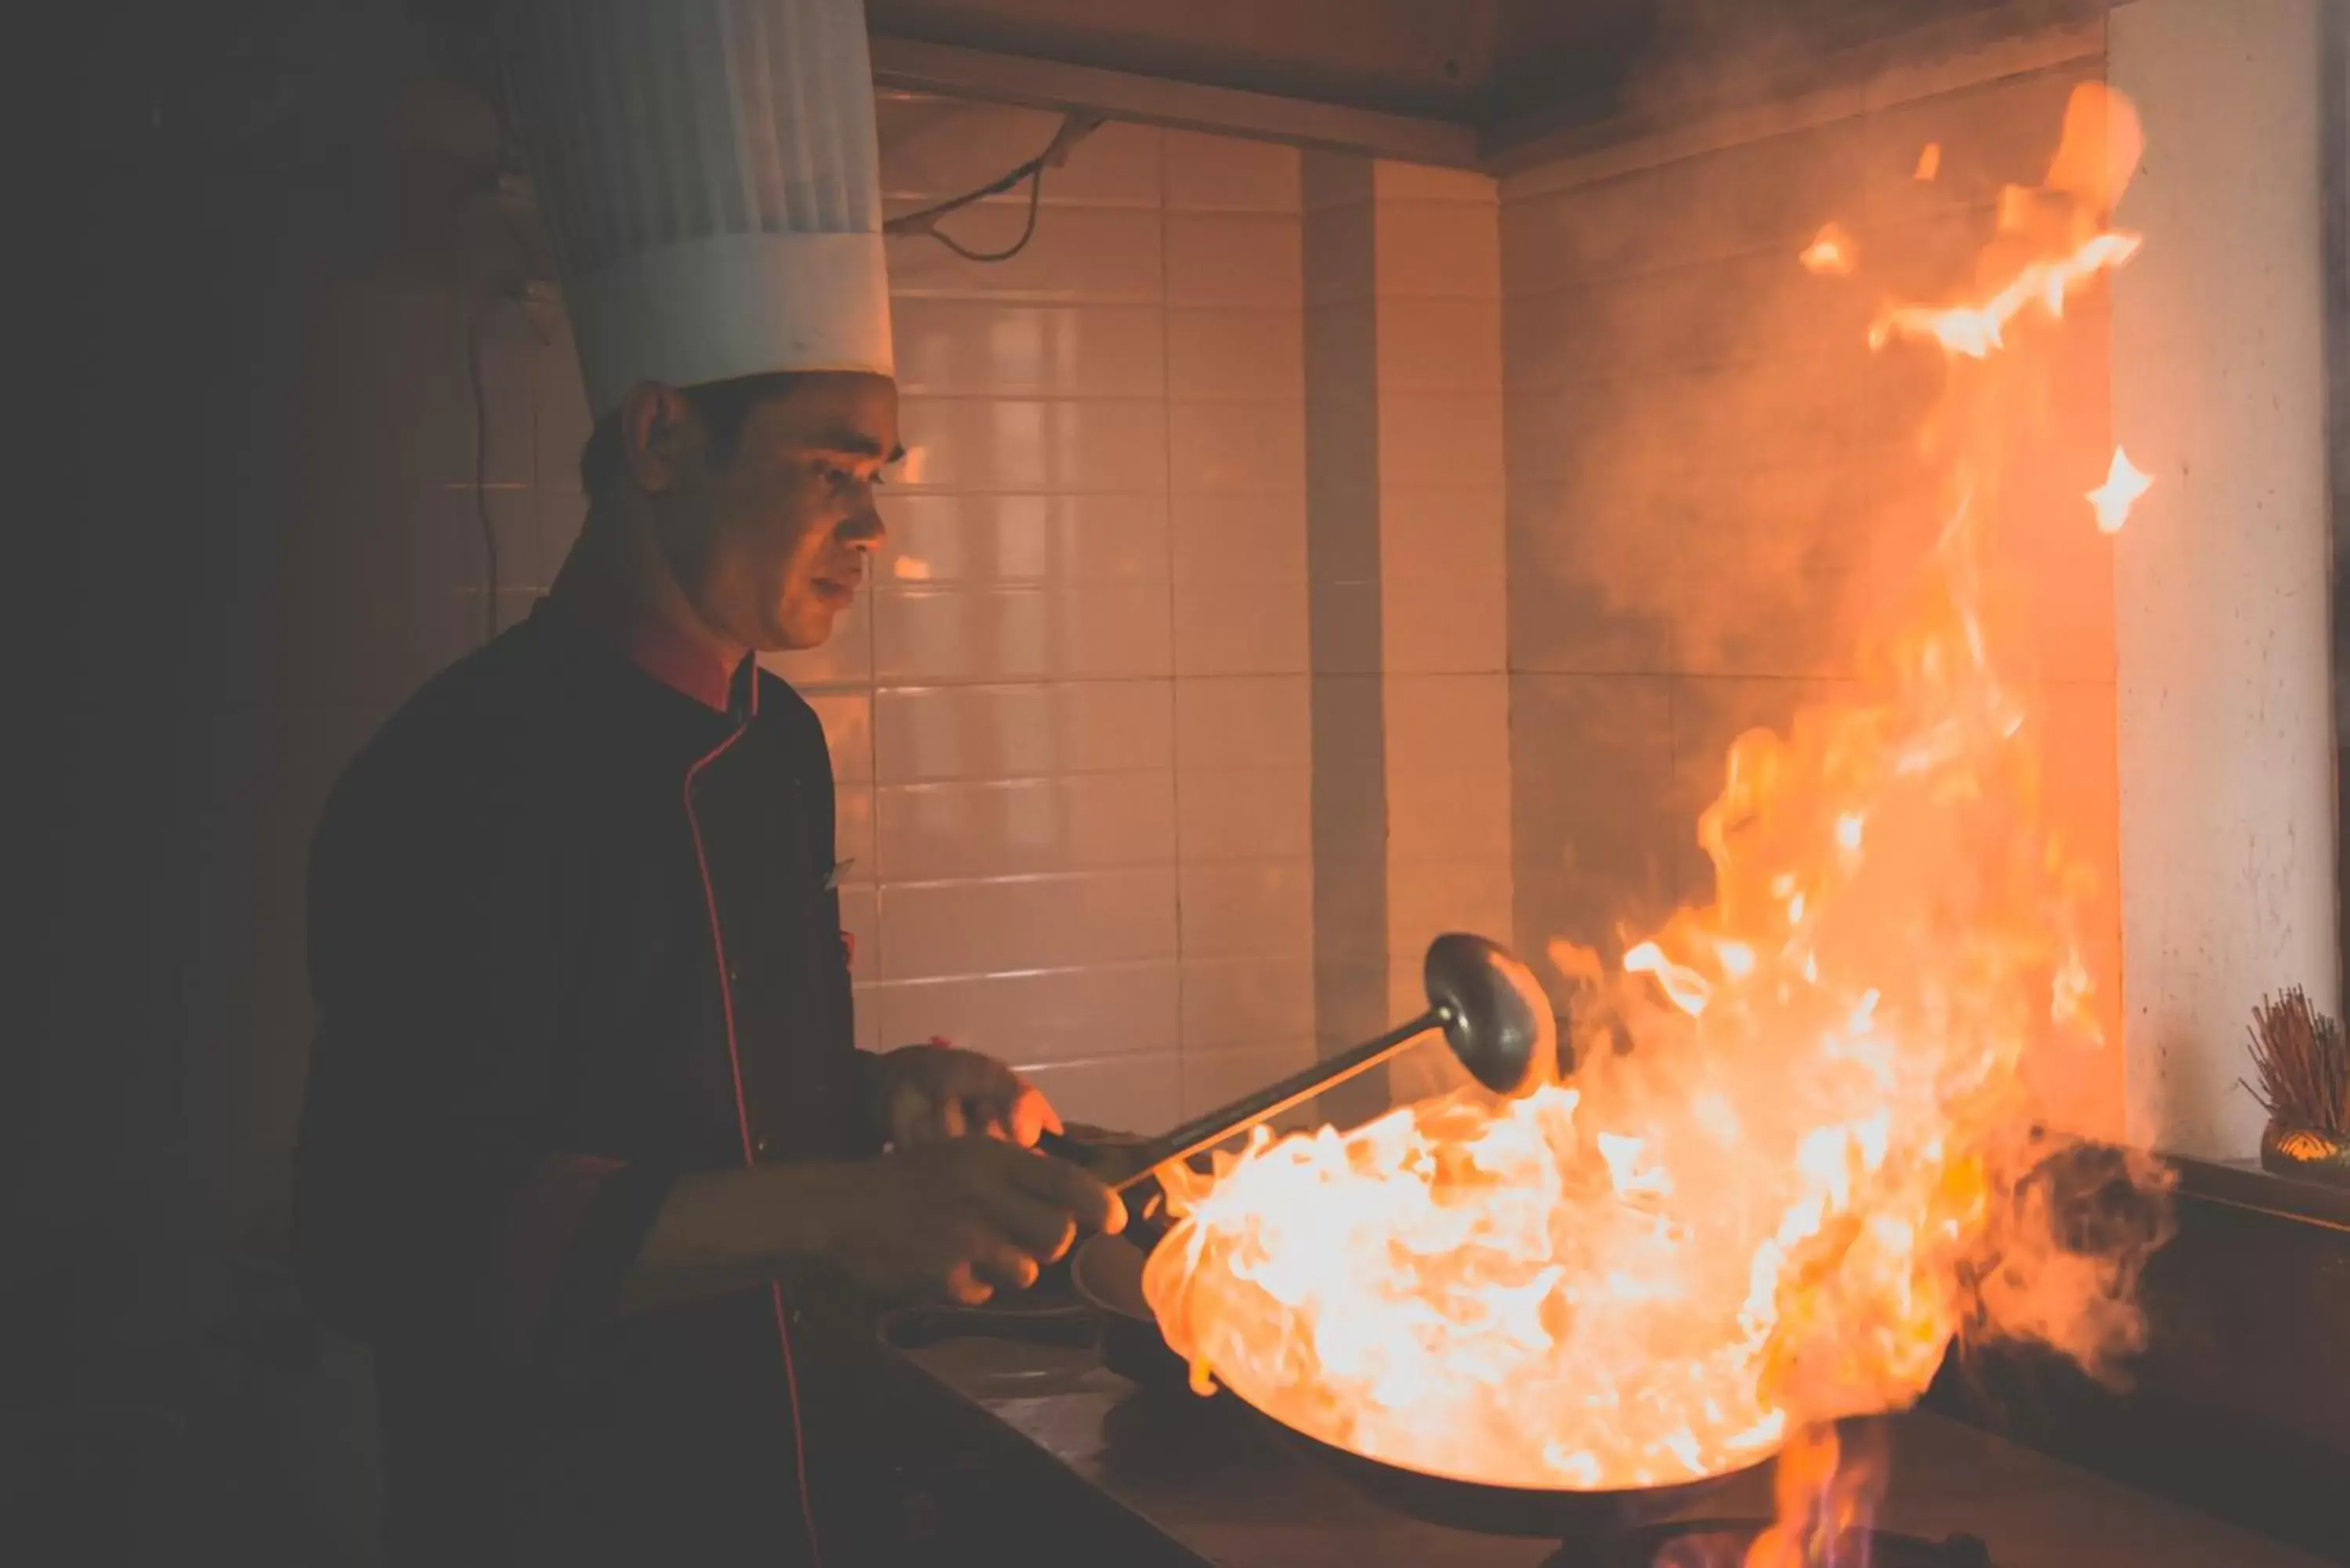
[{"x1": 1081, "y1": 1007, "x2": 1445, "y2": 1194}]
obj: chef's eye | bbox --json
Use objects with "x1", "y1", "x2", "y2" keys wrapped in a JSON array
[{"x1": 818, "y1": 461, "x2": 881, "y2": 490}]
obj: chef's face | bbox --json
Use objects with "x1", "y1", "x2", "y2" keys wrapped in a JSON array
[{"x1": 642, "y1": 370, "x2": 901, "y2": 652}]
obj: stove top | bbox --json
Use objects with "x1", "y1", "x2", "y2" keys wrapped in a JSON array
[{"x1": 876, "y1": 1313, "x2": 2331, "y2": 1568}]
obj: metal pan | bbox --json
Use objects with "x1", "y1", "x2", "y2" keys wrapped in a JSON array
[{"x1": 1070, "y1": 1233, "x2": 1771, "y2": 1539}]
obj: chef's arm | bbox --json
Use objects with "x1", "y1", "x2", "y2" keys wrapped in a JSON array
[
  {"x1": 615, "y1": 1140, "x2": 1122, "y2": 1314},
  {"x1": 613, "y1": 1164, "x2": 841, "y2": 1315}
]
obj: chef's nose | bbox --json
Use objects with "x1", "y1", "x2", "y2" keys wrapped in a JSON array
[{"x1": 839, "y1": 501, "x2": 885, "y2": 552}]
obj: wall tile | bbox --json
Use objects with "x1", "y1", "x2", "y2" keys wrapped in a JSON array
[
  {"x1": 1504, "y1": 482, "x2": 1680, "y2": 677},
  {"x1": 1382, "y1": 567, "x2": 1506, "y2": 675},
  {"x1": 1165, "y1": 213, "x2": 1303, "y2": 308},
  {"x1": 849, "y1": 986, "x2": 884, "y2": 1053},
  {"x1": 1509, "y1": 671, "x2": 1678, "y2": 905},
  {"x1": 1181, "y1": 1039, "x2": 1317, "y2": 1119},
  {"x1": 880, "y1": 869, "x2": 1179, "y2": 981},
  {"x1": 1169, "y1": 490, "x2": 1309, "y2": 585},
  {"x1": 1376, "y1": 297, "x2": 1504, "y2": 392},
  {"x1": 876, "y1": 771, "x2": 1177, "y2": 880},
  {"x1": 534, "y1": 488, "x2": 586, "y2": 586},
  {"x1": 1376, "y1": 392, "x2": 1506, "y2": 491},
  {"x1": 874, "y1": 585, "x2": 1173, "y2": 683},
  {"x1": 1505, "y1": 255, "x2": 1871, "y2": 392},
  {"x1": 1374, "y1": 200, "x2": 1501, "y2": 298},
  {"x1": 1305, "y1": 470, "x2": 1380, "y2": 588},
  {"x1": 1179, "y1": 860, "x2": 1314, "y2": 957},
  {"x1": 876, "y1": 681, "x2": 1174, "y2": 782},
  {"x1": 1175, "y1": 578, "x2": 1311, "y2": 677},
  {"x1": 1380, "y1": 485, "x2": 1506, "y2": 587},
  {"x1": 885, "y1": 207, "x2": 1164, "y2": 304},
  {"x1": 1303, "y1": 201, "x2": 1377, "y2": 303},
  {"x1": 1372, "y1": 161, "x2": 1499, "y2": 204},
  {"x1": 452, "y1": 295, "x2": 540, "y2": 492},
  {"x1": 878, "y1": 96, "x2": 1162, "y2": 207},
  {"x1": 870, "y1": 960, "x2": 1181, "y2": 1064},
  {"x1": 835, "y1": 785, "x2": 875, "y2": 882},
  {"x1": 1165, "y1": 131, "x2": 1302, "y2": 212},
  {"x1": 1500, "y1": 121, "x2": 1864, "y2": 287},
  {"x1": 346, "y1": 487, "x2": 492, "y2": 707},
  {"x1": 531, "y1": 315, "x2": 592, "y2": 494},
  {"x1": 1301, "y1": 151, "x2": 1375, "y2": 211},
  {"x1": 889, "y1": 300, "x2": 1166, "y2": 397},
  {"x1": 804, "y1": 691, "x2": 876, "y2": 786},
  {"x1": 1672, "y1": 462, "x2": 1869, "y2": 679},
  {"x1": 1180, "y1": 954, "x2": 1317, "y2": 1050},
  {"x1": 1305, "y1": 298, "x2": 1379, "y2": 402},
  {"x1": 1022, "y1": 1053, "x2": 1183, "y2": 1135},
  {"x1": 1176, "y1": 674, "x2": 1311, "y2": 771},
  {"x1": 1386, "y1": 762, "x2": 1513, "y2": 864},
  {"x1": 1384, "y1": 673, "x2": 1511, "y2": 768},
  {"x1": 761, "y1": 597, "x2": 873, "y2": 688},
  {"x1": 841, "y1": 886, "x2": 881, "y2": 981},
  {"x1": 1177, "y1": 765, "x2": 1312, "y2": 862},
  {"x1": 1167, "y1": 308, "x2": 1307, "y2": 400},
  {"x1": 1170, "y1": 400, "x2": 1307, "y2": 493},
  {"x1": 1311, "y1": 675, "x2": 1389, "y2": 865},
  {"x1": 880, "y1": 493, "x2": 1170, "y2": 587},
  {"x1": 1315, "y1": 953, "x2": 1391, "y2": 1042},
  {"x1": 475, "y1": 487, "x2": 540, "y2": 634},
  {"x1": 1309, "y1": 578, "x2": 1384, "y2": 675},
  {"x1": 896, "y1": 397, "x2": 1167, "y2": 493},
  {"x1": 1386, "y1": 858, "x2": 1514, "y2": 955}
]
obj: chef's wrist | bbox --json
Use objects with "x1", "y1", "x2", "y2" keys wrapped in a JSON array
[{"x1": 747, "y1": 1159, "x2": 854, "y2": 1266}]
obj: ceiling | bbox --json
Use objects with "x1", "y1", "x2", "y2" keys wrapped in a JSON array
[{"x1": 863, "y1": 0, "x2": 2063, "y2": 135}]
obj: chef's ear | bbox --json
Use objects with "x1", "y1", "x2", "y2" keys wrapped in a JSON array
[{"x1": 617, "y1": 382, "x2": 700, "y2": 495}]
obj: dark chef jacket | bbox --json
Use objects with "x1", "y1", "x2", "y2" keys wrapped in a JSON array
[{"x1": 292, "y1": 594, "x2": 883, "y2": 1567}]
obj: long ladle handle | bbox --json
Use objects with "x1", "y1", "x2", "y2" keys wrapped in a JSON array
[{"x1": 1079, "y1": 1005, "x2": 1448, "y2": 1194}]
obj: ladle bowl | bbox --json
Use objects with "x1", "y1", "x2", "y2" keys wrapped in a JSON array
[{"x1": 1046, "y1": 933, "x2": 1554, "y2": 1194}]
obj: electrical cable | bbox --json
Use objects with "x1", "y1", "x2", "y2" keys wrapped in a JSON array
[
  {"x1": 883, "y1": 113, "x2": 1100, "y2": 263},
  {"x1": 927, "y1": 157, "x2": 1047, "y2": 263}
]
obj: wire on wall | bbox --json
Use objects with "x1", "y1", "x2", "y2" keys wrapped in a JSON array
[{"x1": 884, "y1": 111, "x2": 1103, "y2": 262}]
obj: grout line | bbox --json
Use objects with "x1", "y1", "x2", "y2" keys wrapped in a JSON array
[{"x1": 1158, "y1": 125, "x2": 1190, "y2": 1097}]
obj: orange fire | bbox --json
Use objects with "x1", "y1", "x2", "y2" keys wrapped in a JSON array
[
  {"x1": 2088, "y1": 446, "x2": 2152, "y2": 533},
  {"x1": 1800, "y1": 222, "x2": 1857, "y2": 276},
  {"x1": 1142, "y1": 84, "x2": 2165, "y2": 1525}
]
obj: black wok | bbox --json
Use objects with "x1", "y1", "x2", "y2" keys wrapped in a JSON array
[{"x1": 1071, "y1": 1232, "x2": 1773, "y2": 1538}]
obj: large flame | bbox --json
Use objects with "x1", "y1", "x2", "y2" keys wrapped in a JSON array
[{"x1": 1141, "y1": 85, "x2": 2169, "y2": 1515}]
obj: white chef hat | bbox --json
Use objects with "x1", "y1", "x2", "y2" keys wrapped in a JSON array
[{"x1": 500, "y1": 0, "x2": 895, "y2": 419}]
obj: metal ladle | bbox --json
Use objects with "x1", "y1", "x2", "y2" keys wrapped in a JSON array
[{"x1": 1050, "y1": 933, "x2": 1555, "y2": 1195}]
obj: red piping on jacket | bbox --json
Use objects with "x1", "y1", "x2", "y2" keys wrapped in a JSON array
[{"x1": 682, "y1": 722, "x2": 823, "y2": 1568}]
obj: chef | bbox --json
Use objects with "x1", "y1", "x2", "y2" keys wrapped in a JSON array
[{"x1": 289, "y1": 2, "x2": 1120, "y2": 1563}]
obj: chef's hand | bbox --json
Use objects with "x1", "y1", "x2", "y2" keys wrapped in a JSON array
[
  {"x1": 866, "y1": 1040, "x2": 1062, "y2": 1149},
  {"x1": 822, "y1": 1137, "x2": 1124, "y2": 1304}
]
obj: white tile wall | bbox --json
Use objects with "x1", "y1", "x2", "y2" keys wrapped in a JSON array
[{"x1": 815, "y1": 100, "x2": 1315, "y2": 1132}]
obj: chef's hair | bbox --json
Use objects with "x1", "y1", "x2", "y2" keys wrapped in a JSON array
[{"x1": 578, "y1": 373, "x2": 810, "y2": 500}]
